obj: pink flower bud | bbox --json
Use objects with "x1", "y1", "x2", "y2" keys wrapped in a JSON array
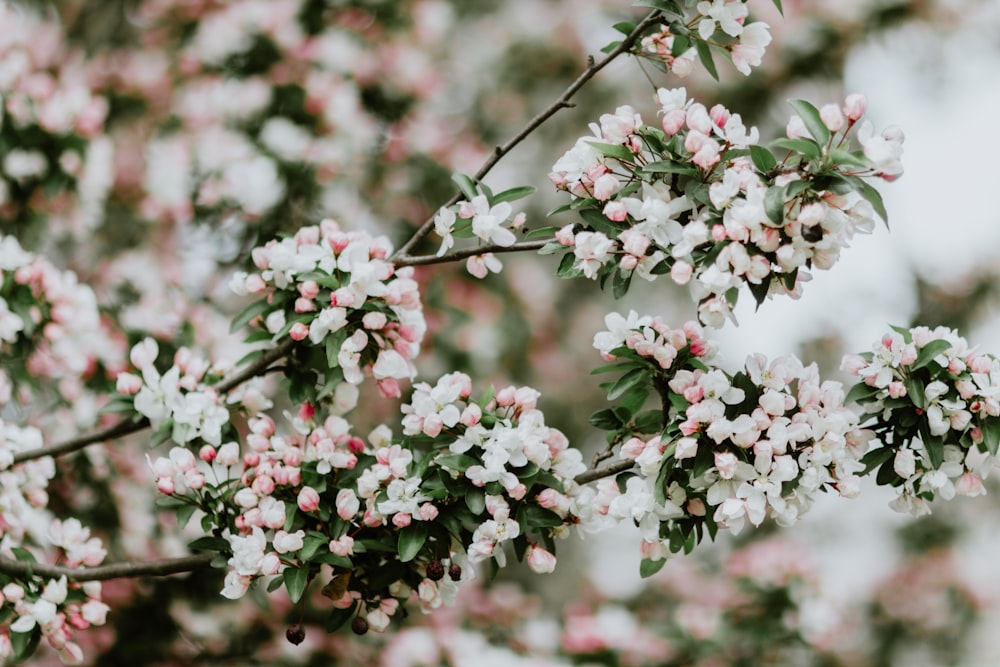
[
  {"x1": 289, "y1": 322, "x2": 309, "y2": 341},
  {"x1": 709, "y1": 104, "x2": 730, "y2": 128},
  {"x1": 603, "y1": 201, "x2": 628, "y2": 222},
  {"x1": 260, "y1": 553, "x2": 282, "y2": 576},
  {"x1": 418, "y1": 503, "x2": 438, "y2": 521},
  {"x1": 956, "y1": 472, "x2": 985, "y2": 497},
  {"x1": 460, "y1": 404, "x2": 482, "y2": 427},
  {"x1": 496, "y1": 386, "x2": 516, "y2": 407},
  {"x1": 337, "y1": 489, "x2": 360, "y2": 520},
  {"x1": 687, "y1": 498, "x2": 706, "y2": 516},
  {"x1": 670, "y1": 261, "x2": 693, "y2": 285},
  {"x1": 298, "y1": 487, "x2": 321, "y2": 512},
  {"x1": 820, "y1": 104, "x2": 845, "y2": 132},
  {"x1": 116, "y1": 372, "x2": 142, "y2": 395},
  {"x1": 294, "y1": 297, "x2": 316, "y2": 313},
  {"x1": 129, "y1": 338, "x2": 158, "y2": 370},
  {"x1": 329, "y1": 535, "x2": 355, "y2": 557},
  {"x1": 298, "y1": 280, "x2": 319, "y2": 299},
  {"x1": 714, "y1": 452, "x2": 738, "y2": 479},
  {"x1": 392, "y1": 512, "x2": 412, "y2": 527},
  {"x1": 525, "y1": 544, "x2": 557, "y2": 574},
  {"x1": 843, "y1": 93, "x2": 866, "y2": 121},
  {"x1": 555, "y1": 224, "x2": 576, "y2": 246},
  {"x1": 198, "y1": 445, "x2": 217, "y2": 462},
  {"x1": 661, "y1": 109, "x2": 686, "y2": 135},
  {"x1": 620, "y1": 255, "x2": 638, "y2": 270},
  {"x1": 422, "y1": 414, "x2": 443, "y2": 438},
  {"x1": 156, "y1": 477, "x2": 175, "y2": 495},
  {"x1": 245, "y1": 274, "x2": 267, "y2": 293}
]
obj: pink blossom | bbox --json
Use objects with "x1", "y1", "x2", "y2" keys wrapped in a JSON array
[
  {"x1": 525, "y1": 544, "x2": 557, "y2": 574},
  {"x1": 297, "y1": 486, "x2": 320, "y2": 512}
]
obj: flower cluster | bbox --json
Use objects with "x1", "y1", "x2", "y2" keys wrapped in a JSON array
[
  {"x1": 842, "y1": 326, "x2": 1000, "y2": 515},
  {"x1": 230, "y1": 219, "x2": 426, "y2": 400},
  {"x1": 589, "y1": 311, "x2": 866, "y2": 573},
  {"x1": 0, "y1": 575, "x2": 111, "y2": 665},
  {"x1": 146, "y1": 372, "x2": 589, "y2": 636},
  {"x1": 638, "y1": 1, "x2": 773, "y2": 78},
  {"x1": 547, "y1": 89, "x2": 899, "y2": 326},
  {"x1": 116, "y1": 338, "x2": 237, "y2": 451},
  {"x1": 0, "y1": 235, "x2": 123, "y2": 408},
  {"x1": 431, "y1": 181, "x2": 533, "y2": 278},
  {"x1": 0, "y1": 421, "x2": 112, "y2": 664},
  {"x1": 0, "y1": 5, "x2": 112, "y2": 236}
]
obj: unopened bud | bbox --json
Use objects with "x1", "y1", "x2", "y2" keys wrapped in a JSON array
[
  {"x1": 285, "y1": 623, "x2": 306, "y2": 645},
  {"x1": 426, "y1": 559, "x2": 445, "y2": 581},
  {"x1": 448, "y1": 564, "x2": 462, "y2": 581},
  {"x1": 351, "y1": 616, "x2": 369, "y2": 635}
]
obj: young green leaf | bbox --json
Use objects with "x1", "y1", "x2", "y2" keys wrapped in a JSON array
[
  {"x1": 787, "y1": 99, "x2": 831, "y2": 145},
  {"x1": 397, "y1": 523, "x2": 428, "y2": 562}
]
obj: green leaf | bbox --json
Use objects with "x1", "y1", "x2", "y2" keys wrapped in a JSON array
[
  {"x1": 230, "y1": 298, "x2": 270, "y2": 333},
  {"x1": 639, "y1": 557, "x2": 667, "y2": 578},
  {"x1": 632, "y1": 0, "x2": 682, "y2": 16},
  {"x1": 397, "y1": 523, "x2": 428, "y2": 563},
  {"x1": 491, "y1": 185, "x2": 536, "y2": 205},
  {"x1": 589, "y1": 407, "x2": 623, "y2": 430},
  {"x1": 845, "y1": 381, "x2": 880, "y2": 407},
  {"x1": 187, "y1": 536, "x2": 229, "y2": 552},
  {"x1": 764, "y1": 185, "x2": 787, "y2": 224},
  {"x1": 860, "y1": 446, "x2": 894, "y2": 474},
  {"x1": 641, "y1": 160, "x2": 697, "y2": 176},
  {"x1": 465, "y1": 488, "x2": 486, "y2": 515},
  {"x1": 911, "y1": 339, "x2": 953, "y2": 371},
  {"x1": 694, "y1": 40, "x2": 718, "y2": 81},
  {"x1": 613, "y1": 21, "x2": 636, "y2": 35},
  {"x1": 827, "y1": 147, "x2": 871, "y2": 169},
  {"x1": 521, "y1": 504, "x2": 565, "y2": 529},
  {"x1": 555, "y1": 252, "x2": 579, "y2": 279},
  {"x1": 904, "y1": 378, "x2": 926, "y2": 410},
  {"x1": 283, "y1": 566, "x2": 310, "y2": 604},
  {"x1": 524, "y1": 225, "x2": 560, "y2": 239},
  {"x1": 924, "y1": 433, "x2": 944, "y2": 469},
  {"x1": 769, "y1": 138, "x2": 821, "y2": 160},
  {"x1": 451, "y1": 172, "x2": 478, "y2": 200},
  {"x1": 579, "y1": 208, "x2": 622, "y2": 236},
  {"x1": 771, "y1": 0, "x2": 784, "y2": 15},
  {"x1": 434, "y1": 454, "x2": 479, "y2": 471},
  {"x1": 749, "y1": 145, "x2": 777, "y2": 173},
  {"x1": 300, "y1": 533, "x2": 328, "y2": 561},
  {"x1": 607, "y1": 367, "x2": 647, "y2": 401},
  {"x1": 325, "y1": 604, "x2": 356, "y2": 633},
  {"x1": 585, "y1": 140, "x2": 634, "y2": 162},
  {"x1": 787, "y1": 99, "x2": 831, "y2": 145},
  {"x1": 10, "y1": 547, "x2": 36, "y2": 563},
  {"x1": 981, "y1": 417, "x2": 1000, "y2": 456},
  {"x1": 855, "y1": 177, "x2": 890, "y2": 227},
  {"x1": 11, "y1": 628, "x2": 40, "y2": 662}
]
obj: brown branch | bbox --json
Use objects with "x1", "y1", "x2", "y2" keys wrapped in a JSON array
[
  {"x1": 395, "y1": 239, "x2": 553, "y2": 267},
  {"x1": 0, "y1": 553, "x2": 215, "y2": 582},
  {"x1": 574, "y1": 459, "x2": 635, "y2": 485},
  {"x1": 392, "y1": 9, "x2": 662, "y2": 259},
  {"x1": 11, "y1": 338, "x2": 297, "y2": 466}
]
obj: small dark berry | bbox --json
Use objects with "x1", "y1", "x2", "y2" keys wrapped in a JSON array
[
  {"x1": 351, "y1": 616, "x2": 369, "y2": 635},
  {"x1": 286, "y1": 624, "x2": 306, "y2": 645},
  {"x1": 448, "y1": 563, "x2": 462, "y2": 581},
  {"x1": 426, "y1": 559, "x2": 445, "y2": 581}
]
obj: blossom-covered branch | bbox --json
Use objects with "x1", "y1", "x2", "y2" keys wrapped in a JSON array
[{"x1": 392, "y1": 9, "x2": 663, "y2": 259}]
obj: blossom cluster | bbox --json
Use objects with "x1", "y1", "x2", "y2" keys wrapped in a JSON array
[
  {"x1": 638, "y1": 1, "x2": 773, "y2": 78},
  {"x1": 589, "y1": 311, "x2": 866, "y2": 572},
  {"x1": 842, "y1": 326, "x2": 1000, "y2": 515},
  {"x1": 0, "y1": 419, "x2": 112, "y2": 663},
  {"x1": 0, "y1": 5, "x2": 113, "y2": 236},
  {"x1": 230, "y1": 219, "x2": 426, "y2": 400},
  {"x1": 145, "y1": 372, "x2": 590, "y2": 637},
  {"x1": 431, "y1": 182, "x2": 532, "y2": 278},
  {"x1": 0, "y1": 235, "x2": 123, "y2": 413},
  {"x1": 547, "y1": 89, "x2": 900, "y2": 326}
]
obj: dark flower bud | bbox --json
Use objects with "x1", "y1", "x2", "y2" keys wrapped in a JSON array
[
  {"x1": 448, "y1": 563, "x2": 462, "y2": 581},
  {"x1": 286, "y1": 624, "x2": 306, "y2": 645},
  {"x1": 426, "y1": 559, "x2": 445, "y2": 581},
  {"x1": 351, "y1": 616, "x2": 369, "y2": 635}
]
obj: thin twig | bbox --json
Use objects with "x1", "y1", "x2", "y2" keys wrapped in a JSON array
[
  {"x1": 395, "y1": 239, "x2": 553, "y2": 267},
  {"x1": 11, "y1": 339, "x2": 297, "y2": 466},
  {"x1": 574, "y1": 459, "x2": 635, "y2": 485},
  {"x1": 392, "y1": 10, "x2": 661, "y2": 259},
  {"x1": 0, "y1": 553, "x2": 215, "y2": 582}
]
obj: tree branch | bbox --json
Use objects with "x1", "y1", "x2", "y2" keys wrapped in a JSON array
[
  {"x1": 11, "y1": 339, "x2": 296, "y2": 466},
  {"x1": 574, "y1": 459, "x2": 635, "y2": 485},
  {"x1": 392, "y1": 9, "x2": 661, "y2": 259},
  {"x1": 395, "y1": 239, "x2": 553, "y2": 267},
  {"x1": 0, "y1": 553, "x2": 215, "y2": 582}
]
